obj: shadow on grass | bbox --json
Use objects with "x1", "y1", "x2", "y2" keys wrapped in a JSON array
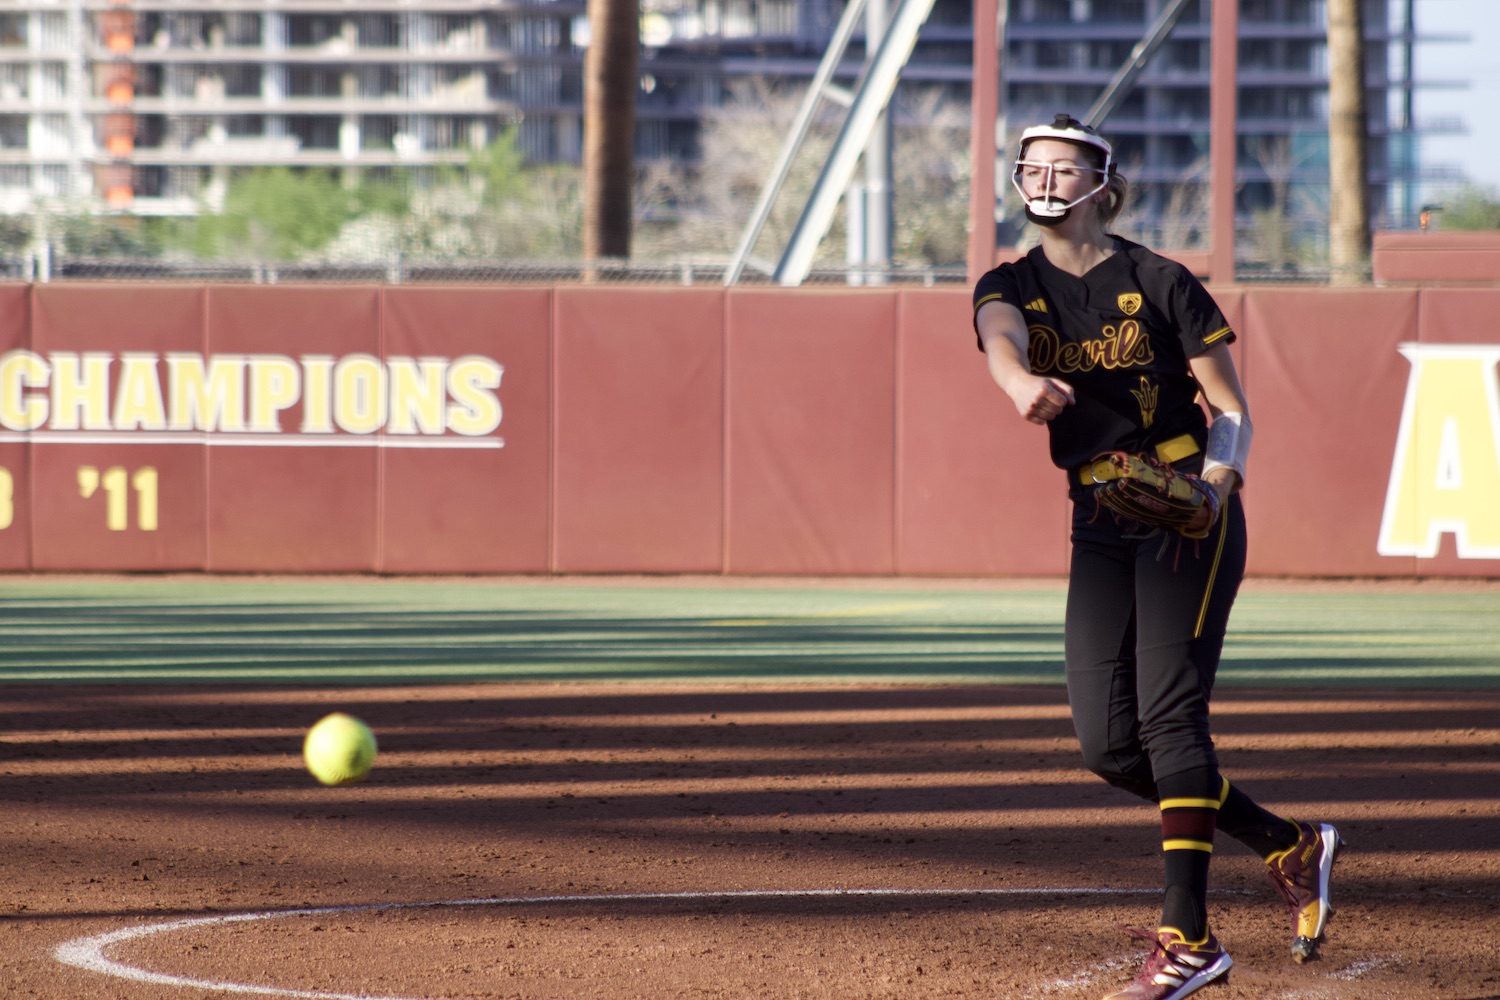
[{"x1": 0, "y1": 582, "x2": 1496, "y2": 687}]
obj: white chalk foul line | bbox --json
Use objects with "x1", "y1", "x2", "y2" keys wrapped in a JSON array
[
  {"x1": 1026, "y1": 954, "x2": 1136, "y2": 998},
  {"x1": 1330, "y1": 954, "x2": 1404, "y2": 981},
  {"x1": 53, "y1": 886, "x2": 1157, "y2": 1000}
]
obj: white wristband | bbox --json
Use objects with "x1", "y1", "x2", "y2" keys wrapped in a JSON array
[{"x1": 1202, "y1": 411, "x2": 1252, "y2": 484}]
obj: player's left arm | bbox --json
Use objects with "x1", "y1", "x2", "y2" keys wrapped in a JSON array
[{"x1": 1188, "y1": 341, "x2": 1251, "y2": 502}]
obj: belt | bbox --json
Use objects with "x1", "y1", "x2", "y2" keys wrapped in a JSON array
[{"x1": 1075, "y1": 433, "x2": 1200, "y2": 486}]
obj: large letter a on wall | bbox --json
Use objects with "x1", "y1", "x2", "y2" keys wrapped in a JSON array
[{"x1": 1378, "y1": 344, "x2": 1500, "y2": 558}]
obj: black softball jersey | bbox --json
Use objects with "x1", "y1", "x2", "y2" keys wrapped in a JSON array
[{"x1": 972, "y1": 237, "x2": 1235, "y2": 473}]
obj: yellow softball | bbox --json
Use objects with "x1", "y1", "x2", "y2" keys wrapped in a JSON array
[{"x1": 303, "y1": 712, "x2": 377, "y2": 786}]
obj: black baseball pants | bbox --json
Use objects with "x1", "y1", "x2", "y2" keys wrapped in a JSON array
[{"x1": 1062, "y1": 488, "x2": 1248, "y2": 800}]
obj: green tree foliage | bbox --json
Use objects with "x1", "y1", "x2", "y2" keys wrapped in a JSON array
[
  {"x1": 393, "y1": 128, "x2": 581, "y2": 259},
  {"x1": 351, "y1": 172, "x2": 413, "y2": 220},
  {"x1": 2, "y1": 208, "x2": 172, "y2": 258},
  {"x1": 188, "y1": 167, "x2": 372, "y2": 259},
  {"x1": 468, "y1": 121, "x2": 533, "y2": 210},
  {"x1": 155, "y1": 142, "x2": 568, "y2": 263},
  {"x1": 57, "y1": 214, "x2": 164, "y2": 256},
  {"x1": 1434, "y1": 185, "x2": 1500, "y2": 230},
  {"x1": 36, "y1": 135, "x2": 552, "y2": 265},
  {"x1": 0, "y1": 214, "x2": 32, "y2": 253}
]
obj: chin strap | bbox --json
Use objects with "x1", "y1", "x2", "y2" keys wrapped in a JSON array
[
  {"x1": 1024, "y1": 204, "x2": 1070, "y2": 227},
  {"x1": 1012, "y1": 160, "x2": 1110, "y2": 227}
]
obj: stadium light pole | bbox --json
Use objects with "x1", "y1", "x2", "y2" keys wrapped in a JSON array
[{"x1": 1209, "y1": 0, "x2": 1238, "y2": 285}]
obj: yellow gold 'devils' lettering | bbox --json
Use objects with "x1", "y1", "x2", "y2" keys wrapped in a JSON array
[{"x1": 1027, "y1": 320, "x2": 1155, "y2": 375}]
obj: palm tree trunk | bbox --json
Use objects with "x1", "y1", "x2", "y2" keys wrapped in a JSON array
[
  {"x1": 1328, "y1": 0, "x2": 1370, "y2": 285},
  {"x1": 582, "y1": 0, "x2": 638, "y2": 263}
]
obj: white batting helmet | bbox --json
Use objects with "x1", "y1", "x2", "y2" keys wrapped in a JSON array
[{"x1": 1012, "y1": 114, "x2": 1116, "y2": 225}]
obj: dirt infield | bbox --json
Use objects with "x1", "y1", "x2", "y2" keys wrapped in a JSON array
[{"x1": 4, "y1": 681, "x2": 1499, "y2": 999}]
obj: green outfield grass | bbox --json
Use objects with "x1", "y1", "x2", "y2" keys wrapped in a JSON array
[{"x1": 0, "y1": 576, "x2": 1495, "y2": 688}]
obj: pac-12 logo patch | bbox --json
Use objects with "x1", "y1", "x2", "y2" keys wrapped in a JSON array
[{"x1": 1117, "y1": 293, "x2": 1142, "y2": 316}]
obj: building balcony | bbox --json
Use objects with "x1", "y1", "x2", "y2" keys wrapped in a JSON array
[
  {"x1": 89, "y1": 45, "x2": 585, "y2": 65},
  {"x1": 70, "y1": 0, "x2": 581, "y2": 12},
  {"x1": 0, "y1": 149, "x2": 95, "y2": 165},
  {"x1": 90, "y1": 94, "x2": 534, "y2": 114},
  {"x1": 1004, "y1": 22, "x2": 1212, "y2": 41},
  {"x1": 94, "y1": 143, "x2": 481, "y2": 168},
  {"x1": 1414, "y1": 115, "x2": 1465, "y2": 136},
  {"x1": 1008, "y1": 67, "x2": 1214, "y2": 86},
  {"x1": 0, "y1": 50, "x2": 81, "y2": 64}
]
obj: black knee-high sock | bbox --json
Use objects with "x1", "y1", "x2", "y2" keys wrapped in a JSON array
[
  {"x1": 1157, "y1": 768, "x2": 1220, "y2": 941},
  {"x1": 1215, "y1": 779, "x2": 1300, "y2": 860}
]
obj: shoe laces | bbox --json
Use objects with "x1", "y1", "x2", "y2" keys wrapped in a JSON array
[
  {"x1": 1269, "y1": 860, "x2": 1306, "y2": 894},
  {"x1": 1121, "y1": 925, "x2": 1160, "y2": 946},
  {"x1": 1139, "y1": 955, "x2": 1175, "y2": 987},
  {"x1": 1118, "y1": 926, "x2": 1199, "y2": 983},
  {"x1": 1268, "y1": 834, "x2": 1318, "y2": 906}
]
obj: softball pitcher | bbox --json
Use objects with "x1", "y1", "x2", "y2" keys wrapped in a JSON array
[{"x1": 972, "y1": 115, "x2": 1343, "y2": 1000}]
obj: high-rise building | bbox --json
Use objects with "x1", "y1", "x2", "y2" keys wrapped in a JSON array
[
  {"x1": 0, "y1": 0, "x2": 585, "y2": 215},
  {"x1": 0, "y1": 0, "x2": 1450, "y2": 246},
  {"x1": 638, "y1": 0, "x2": 1442, "y2": 248}
]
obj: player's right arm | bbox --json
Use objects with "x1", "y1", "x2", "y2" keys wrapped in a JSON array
[{"x1": 975, "y1": 299, "x2": 1075, "y2": 425}]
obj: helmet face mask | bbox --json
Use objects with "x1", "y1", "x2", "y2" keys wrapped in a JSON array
[
  {"x1": 1012, "y1": 159, "x2": 1111, "y2": 225},
  {"x1": 1011, "y1": 114, "x2": 1115, "y2": 227}
]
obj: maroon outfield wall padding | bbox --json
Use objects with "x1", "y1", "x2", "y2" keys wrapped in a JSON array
[
  {"x1": 379, "y1": 287, "x2": 552, "y2": 574},
  {"x1": 204, "y1": 285, "x2": 381, "y2": 572},
  {"x1": 0, "y1": 285, "x2": 32, "y2": 570},
  {"x1": 4, "y1": 283, "x2": 1499, "y2": 578},
  {"x1": 895, "y1": 289, "x2": 1067, "y2": 575},
  {"x1": 1240, "y1": 288, "x2": 1418, "y2": 576},
  {"x1": 1372, "y1": 232, "x2": 1500, "y2": 285},
  {"x1": 1402, "y1": 289, "x2": 1500, "y2": 576},
  {"x1": 552, "y1": 287, "x2": 725, "y2": 573},
  {"x1": 28, "y1": 284, "x2": 208, "y2": 571},
  {"x1": 725, "y1": 289, "x2": 898, "y2": 575}
]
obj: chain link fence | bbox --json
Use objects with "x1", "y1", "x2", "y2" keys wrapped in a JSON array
[
  {"x1": 0, "y1": 252, "x2": 1337, "y2": 285},
  {"x1": 0, "y1": 250, "x2": 969, "y2": 287},
  {"x1": 0, "y1": 241, "x2": 1341, "y2": 286}
]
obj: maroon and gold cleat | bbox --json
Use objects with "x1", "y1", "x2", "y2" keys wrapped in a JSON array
[
  {"x1": 1266, "y1": 820, "x2": 1346, "y2": 962},
  {"x1": 1102, "y1": 927, "x2": 1232, "y2": 1000}
]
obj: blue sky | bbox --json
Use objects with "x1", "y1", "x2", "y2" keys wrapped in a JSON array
[{"x1": 1412, "y1": 0, "x2": 1500, "y2": 194}]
